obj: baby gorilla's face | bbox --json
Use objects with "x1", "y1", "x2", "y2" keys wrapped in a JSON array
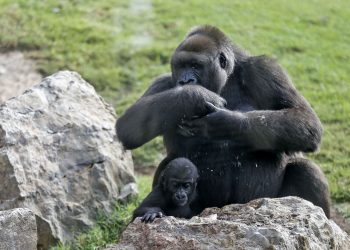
[
  {"x1": 168, "y1": 179, "x2": 194, "y2": 206},
  {"x1": 161, "y1": 158, "x2": 199, "y2": 207}
]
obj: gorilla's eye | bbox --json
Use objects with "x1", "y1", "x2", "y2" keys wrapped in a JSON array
[
  {"x1": 219, "y1": 53, "x2": 227, "y2": 69},
  {"x1": 190, "y1": 62, "x2": 200, "y2": 69},
  {"x1": 170, "y1": 181, "x2": 178, "y2": 189},
  {"x1": 183, "y1": 183, "x2": 191, "y2": 189}
]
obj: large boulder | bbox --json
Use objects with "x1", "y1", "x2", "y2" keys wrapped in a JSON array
[
  {"x1": 0, "y1": 208, "x2": 37, "y2": 250},
  {"x1": 108, "y1": 197, "x2": 350, "y2": 250},
  {"x1": 0, "y1": 71, "x2": 135, "y2": 248}
]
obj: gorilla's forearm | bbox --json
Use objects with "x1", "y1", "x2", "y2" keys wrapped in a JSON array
[
  {"x1": 132, "y1": 186, "x2": 165, "y2": 220},
  {"x1": 116, "y1": 88, "x2": 184, "y2": 149},
  {"x1": 223, "y1": 108, "x2": 323, "y2": 152},
  {"x1": 117, "y1": 85, "x2": 225, "y2": 149}
]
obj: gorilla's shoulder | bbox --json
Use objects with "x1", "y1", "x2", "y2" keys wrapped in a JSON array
[
  {"x1": 153, "y1": 73, "x2": 172, "y2": 83},
  {"x1": 143, "y1": 73, "x2": 173, "y2": 96},
  {"x1": 241, "y1": 55, "x2": 287, "y2": 75}
]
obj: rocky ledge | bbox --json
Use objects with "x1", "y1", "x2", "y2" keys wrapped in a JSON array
[{"x1": 108, "y1": 197, "x2": 350, "y2": 250}]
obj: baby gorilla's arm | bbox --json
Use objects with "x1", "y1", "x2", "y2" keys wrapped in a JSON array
[
  {"x1": 141, "y1": 207, "x2": 164, "y2": 223},
  {"x1": 132, "y1": 186, "x2": 166, "y2": 223}
]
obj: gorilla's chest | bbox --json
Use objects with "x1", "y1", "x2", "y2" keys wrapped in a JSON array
[{"x1": 181, "y1": 139, "x2": 285, "y2": 171}]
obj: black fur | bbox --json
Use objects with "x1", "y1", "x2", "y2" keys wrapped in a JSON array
[
  {"x1": 117, "y1": 25, "x2": 330, "y2": 218},
  {"x1": 133, "y1": 158, "x2": 198, "y2": 222}
]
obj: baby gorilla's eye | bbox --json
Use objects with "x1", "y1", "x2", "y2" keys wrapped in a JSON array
[
  {"x1": 219, "y1": 53, "x2": 227, "y2": 69},
  {"x1": 183, "y1": 183, "x2": 191, "y2": 189}
]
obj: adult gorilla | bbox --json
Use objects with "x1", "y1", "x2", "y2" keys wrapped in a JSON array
[{"x1": 116, "y1": 25, "x2": 330, "y2": 217}]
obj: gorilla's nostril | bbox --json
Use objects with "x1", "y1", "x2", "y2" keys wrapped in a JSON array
[
  {"x1": 181, "y1": 78, "x2": 196, "y2": 84},
  {"x1": 189, "y1": 78, "x2": 198, "y2": 84},
  {"x1": 176, "y1": 194, "x2": 186, "y2": 200}
]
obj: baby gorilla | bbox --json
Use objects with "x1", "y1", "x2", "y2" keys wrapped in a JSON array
[{"x1": 133, "y1": 158, "x2": 199, "y2": 223}]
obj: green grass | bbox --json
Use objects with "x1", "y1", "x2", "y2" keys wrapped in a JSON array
[{"x1": 0, "y1": 0, "x2": 349, "y2": 248}]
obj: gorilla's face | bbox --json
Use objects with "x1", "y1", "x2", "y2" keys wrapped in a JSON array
[
  {"x1": 161, "y1": 159, "x2": 199, "y2": 207},
  {"x1": 168, "y1": 179, "x2": 193, "y2": 206},
  {"x1": 171, "y1": 34, "x2": 234, "y2": 94}
]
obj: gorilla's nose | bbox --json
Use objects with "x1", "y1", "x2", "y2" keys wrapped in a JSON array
[
  {"x1": 176, "y1": 193, "x2": 186, "y2": 200},
  {"x1": 178, "y1": 78, "x2": 196, "y2": 85},
  {"x1": 178, "y1": 71, "x2": 198, "y2": 85}
]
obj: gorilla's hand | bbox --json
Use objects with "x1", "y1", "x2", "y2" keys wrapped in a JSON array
[
  {"x1": 179, "y1": 85, "x2": 227, "y2": 117},
  {"x1": 178, "y1": 102, "x2": 247, "y2": 139},
  {"x1": 141, "y1": 211, "x2": 163, "y2": 223}
]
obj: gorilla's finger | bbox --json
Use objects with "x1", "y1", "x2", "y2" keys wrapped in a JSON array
[
  {"x1": 215, "y1": 98, "x2": 227, "y2": 108},
  {"x1": 182, "y1": 118, "x2": 209, "y2": 137},
  {"x1": 177, "y1": 125, "x2": 195, "y2": 137},
  {"x1": 157, "y1": 212, "x2": 163, "y2": 218},
  {"x1": 181, "y1": 119, "x2": 203, "y2": 127},
  {"x1": 145, "y1": 214, "x2": 150, "y2": 223},
  {"x1": 150, "y1": 213, "x2": 157, "y2": 222},
  {"x1": 179, "y1": 121, "x2": 205, "y2": 136},
  {"x1": 191, "y1": 115, "x2": 201, "y2": 120},
  {"x1": 205, "y1": 101, "x2": 221, "y2": 113},
  {"x1": 222, "y1": 98, "x2": 227, "y2": 107}
]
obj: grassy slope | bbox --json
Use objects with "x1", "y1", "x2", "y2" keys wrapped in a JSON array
[{"x1": 0, "y1": 0, "x2": 349, "y2": 248}]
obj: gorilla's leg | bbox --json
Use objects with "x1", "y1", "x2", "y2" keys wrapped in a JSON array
[{"x1": 278, "y1": 158, "x2": 331, "y2": 218}]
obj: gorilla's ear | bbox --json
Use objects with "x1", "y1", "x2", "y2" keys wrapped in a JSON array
[
  {"x1": 195, "y1": 176, "x2": 199, "y2": 184},
  {"x1": 219, "y1": 52, "x2": 227, "y2": 69},
  {"x1": 159, "y1": 171, "x2": 167, "y2": 189}
]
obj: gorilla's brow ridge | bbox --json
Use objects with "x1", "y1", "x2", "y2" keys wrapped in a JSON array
[
  {"x1": 178, "y1": 34, "x2": 219, "y2": 53},
  {"x1": 187, "y1": 25, "x2": 231, "y2": 48}
]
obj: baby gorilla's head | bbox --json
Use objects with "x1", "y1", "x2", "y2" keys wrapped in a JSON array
[{"x1": 160, "y1": 158, "x2": 199, "y2": 207}]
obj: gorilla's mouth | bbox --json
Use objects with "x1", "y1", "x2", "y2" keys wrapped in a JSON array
[
  {"x1": 173, "y1": 197, "x2": 188, "y2": 207},
  {"x1": 177, "y1": 81, "x2": 200, "y2": 86}
]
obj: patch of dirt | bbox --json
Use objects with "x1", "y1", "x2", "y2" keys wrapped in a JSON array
[
  {"x1": 0, "y1": 51, "x2": 42, "y2": 104},
  {"x1": 331, "y1": 206, "x2": 350, "y2": 234}
]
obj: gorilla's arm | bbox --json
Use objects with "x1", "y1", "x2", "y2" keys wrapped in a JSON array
[
  {"x1": 116, "y1": 74, "x2": 226, "y2": 149},
  {"x1": 132, "y1": 186, "x2": 166, "y2": 221},
  {"x1": 181, "y1": 56, "x2": 322, "y2": 153}
]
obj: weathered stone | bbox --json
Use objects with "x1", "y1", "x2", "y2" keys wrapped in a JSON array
[
  {"x1": 0, "y1": 208, "x2": 37, "y2": 250},
  {"x1": 108, "y1": 197, "x2": 350, "y2": 250},
  {"x1": 117, "y1": 182, "x2": 139, "y2": 203},
  {"x1": 0, "y1": 71, "x2": 136, "y2": 248}
]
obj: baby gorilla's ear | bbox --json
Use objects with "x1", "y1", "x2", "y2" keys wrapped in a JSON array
[
  {"x1": 193, "y1": 179, "x2": 198, "y2": 189},
  {"x1": 159, "y1": 171, "x2": 167, "y2": 190}
]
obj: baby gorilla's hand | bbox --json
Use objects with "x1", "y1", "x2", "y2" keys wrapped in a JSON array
[{"x1": 141, "y1": 211, "x2": 163, "y2": 223}]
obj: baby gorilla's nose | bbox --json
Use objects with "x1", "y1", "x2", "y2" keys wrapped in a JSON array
[{"x1": 176, "y1": 192, "x2": 186, "y2": 200}]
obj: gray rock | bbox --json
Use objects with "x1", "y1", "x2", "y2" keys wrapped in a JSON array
[
  {"x1": 117, "y1": 182, "x2": 139, "y2": 203},
  {"x1": 0, "y1": 71, "x2": 135, "y2": 248},
  {"x1": 107, "y1": 197, "x2": 350, "y2": 250},
  {"x1": 0, "y1": 208, "x2": 37, "y2": 250}
]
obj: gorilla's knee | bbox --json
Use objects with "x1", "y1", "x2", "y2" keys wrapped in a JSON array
[{"x1": 279, "y1": 158, "x2": 330, "y2": 218}]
